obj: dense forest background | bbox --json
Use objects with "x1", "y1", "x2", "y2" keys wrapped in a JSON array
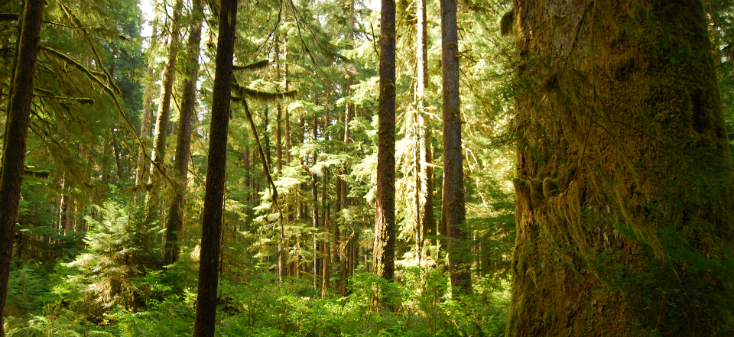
[{"x1": 0, "y1": 0, "x2": 733, "y2": 335}]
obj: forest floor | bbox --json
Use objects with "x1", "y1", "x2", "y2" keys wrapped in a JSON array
[{"x1": 4, "y1": 264, "x2": 509, "y2": 336}]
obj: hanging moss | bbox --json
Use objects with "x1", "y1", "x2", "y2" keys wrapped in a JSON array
[{"x1": 507, "y1": 0, "x2": 734, "y2": 335}]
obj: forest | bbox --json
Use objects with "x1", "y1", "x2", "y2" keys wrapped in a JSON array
[{"x1": 1, "y1": 0, "x2": 734, "y2": 335}]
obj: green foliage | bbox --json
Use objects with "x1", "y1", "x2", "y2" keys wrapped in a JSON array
[
  {"x1": 6, "y1": 267, "x2": 508, "y2": 336},
  {"x1": 5, "y1": 264, "x2": 54, "y2": 316},
  {"x1": 64, "y1": 196, "x2": 161, "y2": 313}
]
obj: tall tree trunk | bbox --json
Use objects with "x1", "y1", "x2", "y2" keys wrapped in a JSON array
[
  {"x1": 414, "y1": 111, "x2": 422, "y2": 267},
  {"x1": 423, "y1": 138, "x2": 435, "y2": 239},
  {"x1": 0, "y1": 0, "x2": 44, "y2": 334},
  {"x1": 311, "y1": 114, "x2": 319, "y2": 289},
  {"x1": 147, "y1": 0, "x2": 184, "y2": 200},
  {"x1": 440, "y1": 0, "x2": 470, "y2": 295},
  {"x1": 321, "y1": 165, "x2": 329, "y2": 297},
  {"x1": 373, "y1": 0, "x2": 396, "y2": 283},
  {"x1": 341, "y1": 0, "x2": 354, "y2": 293},
  {"x1": 192, "y1": 0, "x2": 236, "y2": 334},
  {"x1": 102, "y1": 133, "x2": 111, "y2": 185},
  {"x1": 284, "y1": 29, "x2": 290, "y2": 168},
  {"x1": 276, "y1": 30, "x2": 283, "y2": 176},
  {"x1": 276, "y1": 26, "x2": 287, "y2": 281},
  {"x1": 135, "y1": 22, "x2": 159, "y2": 189},
  {"x1": 416, "y1": 0, "x2": 434, "y2": 256},
  {"x1": 507, "y1": 0, "x2": 734, "y2": 335},
  {"x1": 334, "y1": 167, "x2": 342, "y2": 291},
  {"x1": 164, "y1": 0, "x2": 203, "y2": 265},
  {"x1": 266, "y1": 108, "x2": 273, "y2": 167},
  {"x1": 112, "y1": 130, "x2": 123, "y2": 181},
  {"x1": 244, "y1": 146, "x2": 250, "y2": 205}
]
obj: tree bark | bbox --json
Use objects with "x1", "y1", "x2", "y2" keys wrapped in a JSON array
[
  {"x1": 0, "y1": 0, "x2": 44, "y2": 334},
  {"x1": 102, "y1": 132, "x2": 111, "y2": 185},
  {"x1": 164, "y1": 0, "x2": 203, "y2": 265},
  {"x1": 440, "y1": 0, "x2": 470, "y2": 295},
  {"x1": 373, "y1": 0, "x2": 396, "y2": 283},
  {"x1": 112, "y1": 129, "x2": 123, "y2": 181},
  {"x1": 507, "y1": 0, "x2": 734, "y2": 335},
  {"x1": 135, "y1": 22, "x2": 159, "y2": 189},
  {"x1": 416, "y1": 0, "x2": 435, "y2": 252},
  {"x1": 311, "y1": 114, "x2": 319, "y2": 289},
  {"x1": 147, "y1": 0, "x2": 184, "y2": 200},
  {"x1": 321, "y1": 165, "x2": 329, "y2": 297},
  {"x1": 192, "y1": 0, "x2": 236, "y2": 334}
]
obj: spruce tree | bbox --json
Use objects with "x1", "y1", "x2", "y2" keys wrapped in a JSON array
[
  {"x1": 0, "y1": 0, "x2": 45, "y2": 335},
  {"x1": 192, "y1": 0, "x2": 237, "y2": 335}
]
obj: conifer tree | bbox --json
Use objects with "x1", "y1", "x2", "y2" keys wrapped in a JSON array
[
  {"x1": 0, "y1": 0, "x2": 45, "y2": 334},
  {"x1": 441, "y1": 0, "x2": 471, "y2": 294},
  {"x1": 146, "y1": 0, "x2": 184, "y2": 201},
  {"x1": 164, "y1": 0, "x2": 203, "y2": 265},
  {"x1": 373, "y1": 0, "x2": 396, "y2": 282},
  {"x1": 192, "y1": 0, "x2": 237, "y2": 334},
  {"x1": 507, "y1": 0, "x2": 734, "y2": 334}
]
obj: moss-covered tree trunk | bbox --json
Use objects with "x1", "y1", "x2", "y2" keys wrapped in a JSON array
[
  {"x1": 507, "y1": 0, "x2": 734, "y2": 335},
  {"x1": 192, "y1": 0, "x2": 236, "y2": 335},
  {"x1": 135, "y1": 22, "x2": 159, "y2": 189},
  {"x1": 146, "y1": 0, "x2": 183, "y2": 201},
  {"x1": 373, "y1": 0, "x2": 396, "y2": 283},
  {"x1": 0, "y1": 0, "x2": 44, "y2": 335},
  {"x1": 164, "y1": 0, "x2": 202, "y2": 265}
]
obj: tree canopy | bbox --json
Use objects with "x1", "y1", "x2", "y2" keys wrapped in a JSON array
[{"x1": 0, "y1": 0, "x2": 733, "y2": 335}]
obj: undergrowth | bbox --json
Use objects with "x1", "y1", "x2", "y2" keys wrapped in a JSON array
[{"x1": 3, "y1": 264, "x2": 509, "y2": 337}]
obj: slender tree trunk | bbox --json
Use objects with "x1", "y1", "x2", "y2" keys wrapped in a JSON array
[
  {"x1": 339, "y1": 171, "x2": 349, "y2": 295},
  {"x1": 284, "y1": 29, "x2": 290, "y2": 167},
  {"x1": 147, "y1": 0, "x2": 184, "y2": 200},
  {"x1": 136, "y1": 74, "x2": 155, "y2": 187},
  {"x1": 341, "y1": 0, "x2": 354, "y2": 293},
  {"x1": 57, "y1": 177, "x2": 66, "y2": 233},
  {"x1": 423, "y1": 137, "x2": 435, "y2": 239},
  {"x1": 321, "y1": 165, "x2": 329, "y2": 296},
  {"x1": 334, "y1": 169, "x2": 342, "y2": 291},
  {"x1": 192, "y1": 0, "x2": 236, "y2": 334},
  {"x1": 507, "y1": 0, "x2": 734, "y2": 335},
  {"x1": 135, "y1": 22, "x2": 159, "y2": 189},
  {"x1": 414, "y1": 109, "x2": 422, "y2": 267},
  {"x1": 276, "y1": 30, "x2": 283, "y2": 176},
  {"x1": 244, "y1": 146, "x2": 250, "y2": 204},
  {"x1": 102, "y1": 133, "x2": 111, "y2": 185},
  {"x1": 0, "y1": 0, "x2": 44, "y2": 334},
  {"x1": 112, "y1": 130, "x2": 123, "y2": 181},
  {"x1": 416, "y1": 0, "x2": 434, "y2": 258},
  {"x1": 311, "y1": 114, "x2": 319, "y2": 289},
  {"x1": 373, "y1": 0, "x2": 396, "y2": 283},
  {"x1": 164, "y1": 0, "x2": 203, "y2": 265},
  {"x1": 440, "y1": 0, "x2": 470, "y2": 295}
]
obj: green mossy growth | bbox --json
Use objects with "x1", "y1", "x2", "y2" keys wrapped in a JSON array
[
  {"x1": 542, "y1": 177, "x2": 558, "y2": 199},
  {"x1": 233, "y1": 59, "x2": 269, "y2": 72}
]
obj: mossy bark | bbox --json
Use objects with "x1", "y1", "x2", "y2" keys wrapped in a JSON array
[
  {"x1": 373, "y1": 0, "x2": 396, "y2": 283},
  {"x1": 0, "y1": 0, "x2": 44, "y2": 335},
  {"x1": 164, "y1": 0, "x2": 203, "y2": 266},
  {"x1": 146, "y1": 0, "x2": 183, "y2": 201},
  {"x1": 507, "y1": 0, "x2": 734, "y2": 335}
]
